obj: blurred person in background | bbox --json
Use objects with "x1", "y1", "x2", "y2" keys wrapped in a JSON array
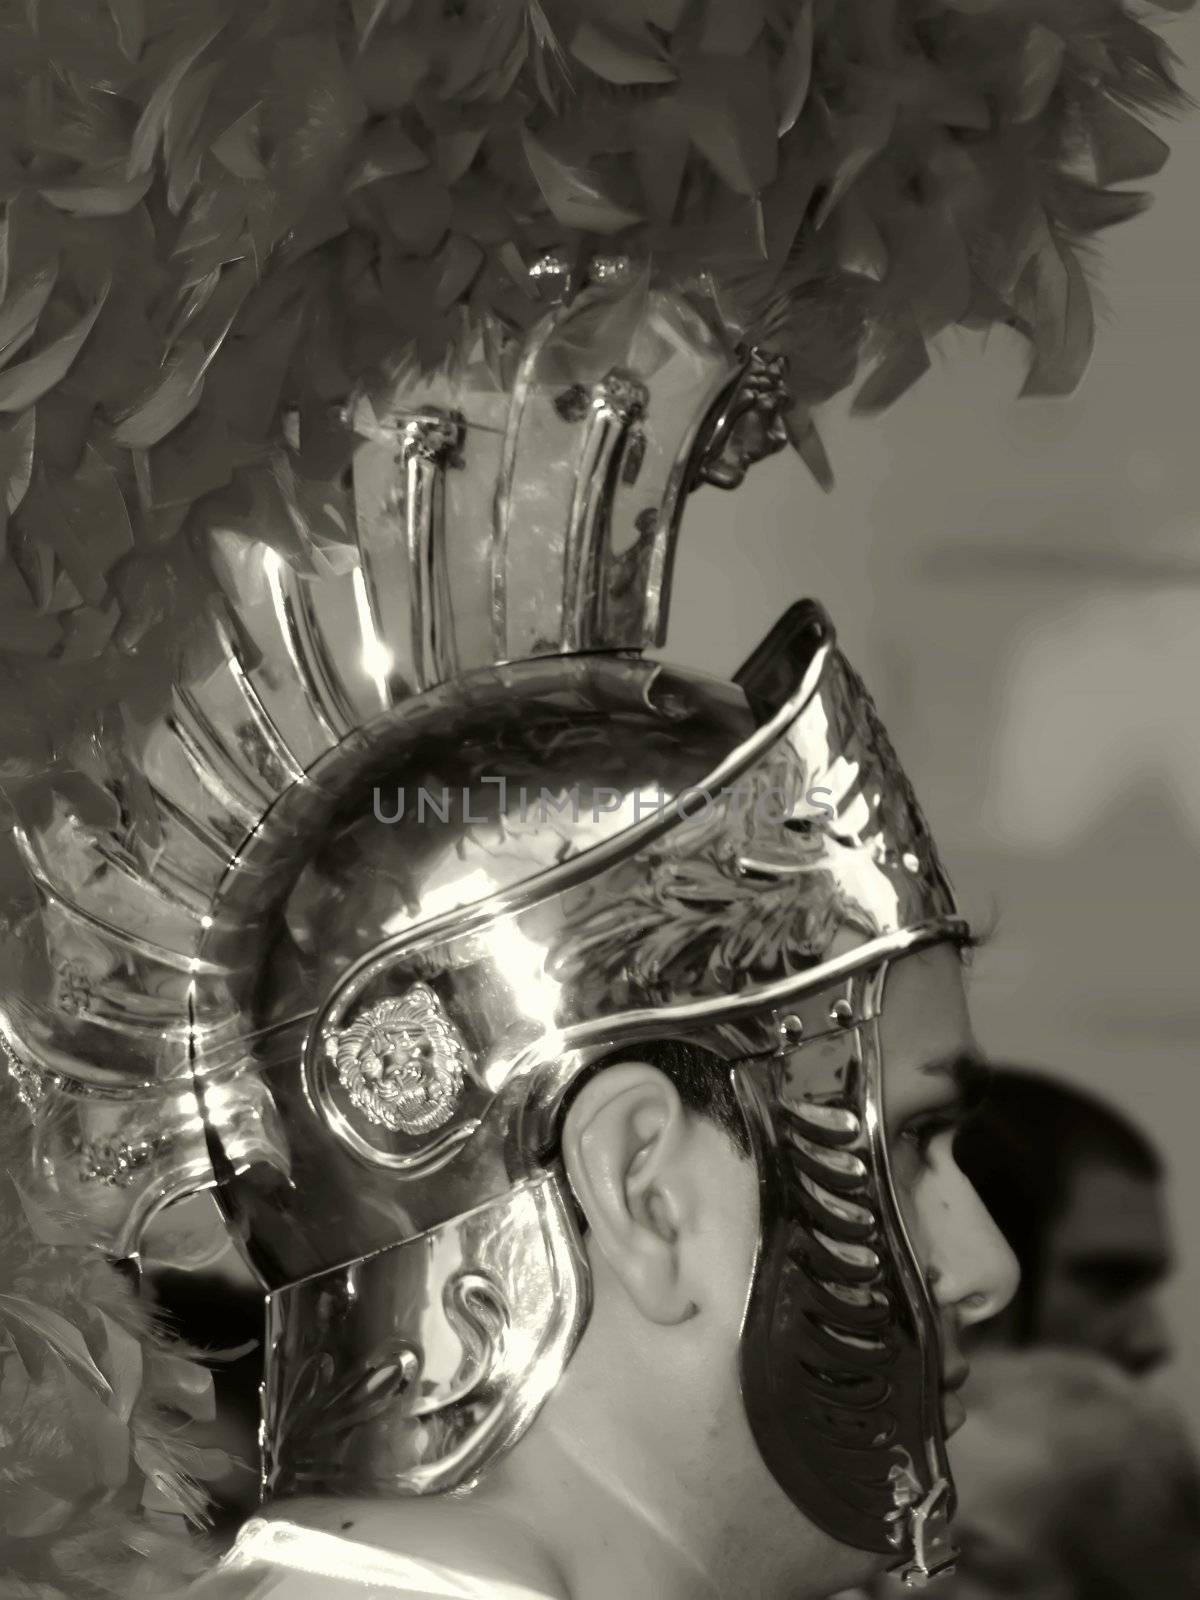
[
  {"x1": 836, "y1": 1349, "x2": 1200, "y2": 1600},
  {"x1": 953, "y1": 1067, "x2": 1175, "y2": 1374},
  {"x1": 938, "y1": 1349, "x2": 1200, "y2": 1600}
]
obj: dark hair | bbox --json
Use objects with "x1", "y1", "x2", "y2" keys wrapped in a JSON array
[
  {"x1": 954, "y1": 1066, "x2": 1162, "y2": 1340},
  {"x1": 640, "y1": 1038, "x2": 753, "y2": 1156},
  {"x1": 565, "y1": 1038, "x2": 753, "y2": 1159}
]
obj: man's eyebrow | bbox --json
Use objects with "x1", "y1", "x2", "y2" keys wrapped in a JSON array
[
  {"x1": 1065, "y1": 1249, "x2": 1173, "y2": 1276},
  {"x1": 920, "y1": 1050, "x2": 991, "y2": 1112}
]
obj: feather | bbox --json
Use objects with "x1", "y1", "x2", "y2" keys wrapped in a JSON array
[
  {"x1": 570, "y1": 20, "x2": 677, "y2": 85},
  {"x1": 39, "y1": 169, "x2": 154, "y2": 218},
  {"x1": 0, "y1": 286, "x2": 109, "y2": 414},
  {"x1": 1016, "y1": 232, "x2": 1096, "y2": 396},
  {"x1": 0, "y1": 1294, "x2": 114, "y2": 1396},
  {"x1": 126, "y1": 26, "x2": 223, "y2": 180},
  {"x1": 0, "y1": 1076, "x2": 219, "y2": 1599},
  {"x1": 109, "y1": 341, "x2": 208, "y2": 449},
  {"x1": 775, "y1": 1, "x2": 814, "y2": 135},
  {"x1": 852, "y1": 326, "x2": 932, "y2": 414},
  {"x1": 784, "y1": 404, "x2": 834, "y2": 491},
  {"x1": 522, "y1": 128, "x2": 642, "y2": 231},
  {"x1": 106, "y1": 0, "x2": 146, "y2": 63},
  {"x1": 0, "y1": 267, "x2": 59, "y2": 372},
  {"x1": 1010, "y1": 24, "x2": 1067, "y2": 125},
  {"x1": 0, "y1": 408, "x2": 35, "y2": 527}
]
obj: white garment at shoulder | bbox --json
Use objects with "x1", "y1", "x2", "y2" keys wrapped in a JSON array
[{"x1": 183, "y1": 1518, "x2": 562, "y2": 1600}]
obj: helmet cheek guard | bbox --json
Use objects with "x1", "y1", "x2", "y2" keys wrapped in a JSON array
[{"x1": 734, "y1": 971, "x2": 957, "y2": 1585}]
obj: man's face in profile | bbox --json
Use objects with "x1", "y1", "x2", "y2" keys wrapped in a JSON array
[{"x1": 1034, "y1": 1159, "x2": 1174, "y2": 1375}]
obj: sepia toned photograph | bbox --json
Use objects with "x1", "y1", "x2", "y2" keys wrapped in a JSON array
[{"x1": 1, "y1": 4, "x2": 1198, "y2": 1598}]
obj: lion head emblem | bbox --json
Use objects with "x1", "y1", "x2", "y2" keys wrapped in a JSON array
[{"x1": 331, "y1": 984, "x2": 469, "y2": 1136}]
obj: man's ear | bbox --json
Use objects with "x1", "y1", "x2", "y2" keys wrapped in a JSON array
[{"x1": 561, "y1": 1062, "x2": 701, "y2": 1326}]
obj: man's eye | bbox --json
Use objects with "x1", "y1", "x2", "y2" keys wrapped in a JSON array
[
  {"x1": 898, "y1": 1113, "x2": 957, "y2": 1167},
  {"x1": 1066, "y1": 1260, "x2": 1163, "y2": 1298}
]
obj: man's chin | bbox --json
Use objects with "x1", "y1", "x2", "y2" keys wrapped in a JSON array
[
  {"x1": 942, "y1": 1390, "x2": 967, "y2": 1437},
  {"x1": 777, "y1": 1522, "x2": 897, "y2": 1600}
]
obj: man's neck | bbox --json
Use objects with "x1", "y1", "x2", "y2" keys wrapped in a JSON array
[
  {"x1": 266, "y1": 1440, "x2": 719, "y2": 1600},
  {"x1": 479, "y1": 1427, "x2": 721, "y2": 1600}
]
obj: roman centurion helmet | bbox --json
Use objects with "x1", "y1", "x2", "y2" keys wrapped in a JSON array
[
  {"x1": 4, "y1": 275, "x2": 967, "y2": 1583},
  {"x1": 0, "y1": 0, "x2": 1185, "y2": 1590}
]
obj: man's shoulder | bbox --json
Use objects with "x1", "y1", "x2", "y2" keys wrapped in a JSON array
[
  {"x1": 183, "y1": 1516, "x2": 562, "y2": 1599},
  {"x1": 184, "y1": 1552, "x2": 507, "y2": 1598},
  {"x1": 184, "y1": 1561, "x2": 393, "y2": 1598}
]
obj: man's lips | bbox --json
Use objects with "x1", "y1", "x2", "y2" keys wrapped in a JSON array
[{"x1": 941, "y1": 1364, "x2": 970, "y2": 1436}]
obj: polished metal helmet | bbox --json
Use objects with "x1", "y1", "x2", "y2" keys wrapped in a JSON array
[{"x1": 2, "y1": 282, "x2": 967, "y2": 1584}]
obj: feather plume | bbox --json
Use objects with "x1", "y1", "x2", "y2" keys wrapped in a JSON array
[
  {"x1": 0, "y1": 0, "x2": 1189, "y2": 780},
  {"x1": 0, "y1": 1075, "x2": 221, "y2": 1599}
]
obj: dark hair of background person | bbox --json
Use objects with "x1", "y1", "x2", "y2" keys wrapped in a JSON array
[
  {"x1": 953, "y1": 1066, "x2": 1162, "y2": 1343},
  {"x1": 952, "y1": 1350, "x2": 1200, "y2": 1600}
]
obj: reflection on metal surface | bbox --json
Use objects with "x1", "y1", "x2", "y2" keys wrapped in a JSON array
[
  {"x1": 494, "y1": 293, "x2": 738, "y2": 660},
  {"x1": 402, "y1": 410, "x2": 465, "y2": 692},
  {"x1": 263, "y1": 1175, "x2": 589, "y2": 1499},
  {"x1": 697, "y1": 347, "x2": 792, "y2": 491},
  {"x1": 561, "y1": 368, "x2": 649, "y2": 651},
  {"x1": 899, "y1": 1478, "x2": 956, "y2": 1588}
]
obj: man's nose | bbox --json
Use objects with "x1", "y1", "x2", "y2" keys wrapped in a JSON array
[{"x1": 914, "y1": 1161, "x2": 1020, "y2": 1328}]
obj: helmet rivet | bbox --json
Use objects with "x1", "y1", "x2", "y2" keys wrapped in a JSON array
[
  {"x1": 830, "y1": 998, "x2": 854, "y2": 1028},
  {"x1": 779, "y1": 1013, "x2": 804, "y2": 1045}
]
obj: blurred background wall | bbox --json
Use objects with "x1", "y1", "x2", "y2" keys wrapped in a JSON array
[{"x1": 664, "y1": 9, "x2": 1200, "y2": 1436}]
